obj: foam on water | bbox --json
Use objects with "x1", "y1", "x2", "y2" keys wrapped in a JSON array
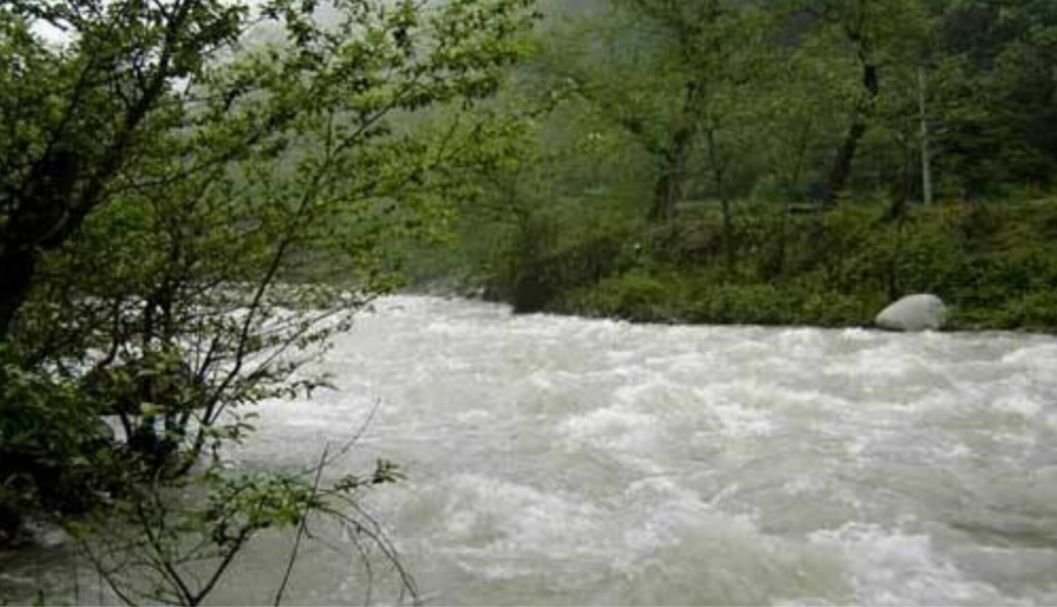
[{"x1": 5, "y1": 295, "x2": 1057, "y2": 605}]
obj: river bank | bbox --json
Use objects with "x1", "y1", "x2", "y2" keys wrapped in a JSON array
[{"x1": 459, "y1": 199, "x2": 1057, "y2": 333}]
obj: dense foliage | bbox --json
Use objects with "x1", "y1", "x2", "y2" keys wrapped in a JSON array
[
  {"x1": 1, "y1": 0, "x2": 535, "y2": 601},
  {"x1": 410, "y1": 0, "x2": 1057, "y2": 332},
  {"x1": 547, "y1": 200, "x2": 1057, "y2": 330}
]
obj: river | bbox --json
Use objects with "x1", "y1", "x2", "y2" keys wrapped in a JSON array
[{"x1": 4, "y1": 295, "x2": 1057, "y2": 605}]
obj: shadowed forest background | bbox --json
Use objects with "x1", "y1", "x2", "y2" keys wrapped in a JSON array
[{"x1": 408, "y1": 0, "x2": 1057, "y2": 331}]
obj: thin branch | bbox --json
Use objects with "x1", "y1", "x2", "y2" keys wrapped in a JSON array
[{"x1": 273, "y1": 444, "x2": 330, "y2": 606}]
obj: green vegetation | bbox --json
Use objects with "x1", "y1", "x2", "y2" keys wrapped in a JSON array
[
  {"x1": 3, "y1": 0, "x2": 1057, "y2": 602},
  {"x1": 1, "y1": 0, "x2": 534, "y2": 602},
  {"x1": 411, "y1": 0, "x2": 1057, "y2": 333},
  {"x1": 533, "y1": 200, "x2": 1057, "y2": 331}
]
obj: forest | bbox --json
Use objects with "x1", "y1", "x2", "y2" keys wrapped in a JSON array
[
  {"x1": 1, "y1": 0, "x2": 1056, "y2": 603},
  {"x1": 415, "y1": 0, "x2": 1057, "y2": 330}
]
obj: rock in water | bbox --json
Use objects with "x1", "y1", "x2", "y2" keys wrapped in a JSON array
[{"x1": 875, "y1": 294, "x2": 948, "y2": 331}]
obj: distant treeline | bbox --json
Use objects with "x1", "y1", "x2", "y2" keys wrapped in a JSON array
[{"x1": 406, "y1": 0, "x2": 1057, "y2": 330}]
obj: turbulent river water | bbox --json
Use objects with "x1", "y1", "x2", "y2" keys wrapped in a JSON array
[{"x1": 5, "y1": 295, "x2": 1057, "y2": 605}]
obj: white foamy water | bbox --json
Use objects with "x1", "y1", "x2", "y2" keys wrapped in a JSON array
[{"x1": 5, "y1": 296, "x2": 1057, "y2": 605}]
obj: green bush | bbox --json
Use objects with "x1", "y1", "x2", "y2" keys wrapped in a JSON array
[
  {"x1": 493, "y1": 209, "x2": 641, "y2": 312},
  {"x1": 558, "y1": 270, "x2": 683, "y2": 322},
  {"x1": 893, "y1": 215, "x2": 969, "y2": 297},
  {"x1": 0, "y1": 355, "x2": 113, "y2": 543},
  {"x1": 684, "y1": 283, "x2": 792, "y2": 325},
  {"x1": 497, "y1": 197, "x2": 1057, "y2": 333},
  {"x1": 993, "y1": 291, "x2": 1057, "y2": 330},
  {"x1": 792, "y1": 283, "x2": 880, "y2": 326}
]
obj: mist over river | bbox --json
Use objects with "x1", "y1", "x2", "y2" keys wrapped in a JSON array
[{"x1": 5, "y1": 295, "x2": 1057, "y2": 605}]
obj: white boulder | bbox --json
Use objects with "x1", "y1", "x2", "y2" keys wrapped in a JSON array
[{"x1": 875, "y1": 294, "x2": 948, "y2": 332}]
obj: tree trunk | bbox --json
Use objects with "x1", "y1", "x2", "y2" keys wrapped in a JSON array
[
  {"x1": 918, "y1": 66, "x2": 933, "y2": 206},
  {"x1": 0, "y1": 250, "x2": 39, "y2": 342},
  {"x1": 825, "y1": 120, "x2": 867, "y2": 205},
  {"x1": 0, "y1": 150, "x2": 82, "y2": 343},
  {"x1": 704, "y1": 125, "x2": 734, "y2": 270},
  {"x1": 825, "y1": 61, "x2": 879, "y2": 205},
  {"x1": 649, "y1": 125, "x2": 695, "y2": 222},
  {"x1": 720, "y1": 196, "x2": 733, "y2": 270}
]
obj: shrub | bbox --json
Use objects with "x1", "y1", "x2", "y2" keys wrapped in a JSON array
[
  {"x1": 683, "y1": 283, "x2": 791, "y2": 325},
  {"x1": 0, "y1": 355, "x2": 113, "y2": 543},
  {"x1": 557, "y1": 270, "x2": 682, "y2": 322},
  {"x1": 893, "y1": 215, "x2": 969, "y2": 297},
  {"x1": 994, "y1": 291, "x2": 1057, "y2": 330},
  {"x1": 498, "y1": 209, "x2": 641, "y2": 312},
  {"x1": 499, "y1": 196, "x2": 1057, "y2": 333}
]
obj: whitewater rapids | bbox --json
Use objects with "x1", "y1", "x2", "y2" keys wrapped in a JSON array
[{"x1": 6, "y1": 295, "x2": 1057, "y2": 605}]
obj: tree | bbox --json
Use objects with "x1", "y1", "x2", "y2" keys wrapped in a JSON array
[
  {"x1": 542, "y1": 0, "x2": 765, "y2": 225},
  {"x1": 931, "y1": 0, "x2": 1057, "y2": 195},
  {"x1": 790, "y1": 0, "x2": 930, "y2": 204},
  {"x1": 0, "y1": 0, "x2": 537, "y2": 572},
  {"x1": 74, "y1": 446, "x2": 414, "y2": 606}
]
